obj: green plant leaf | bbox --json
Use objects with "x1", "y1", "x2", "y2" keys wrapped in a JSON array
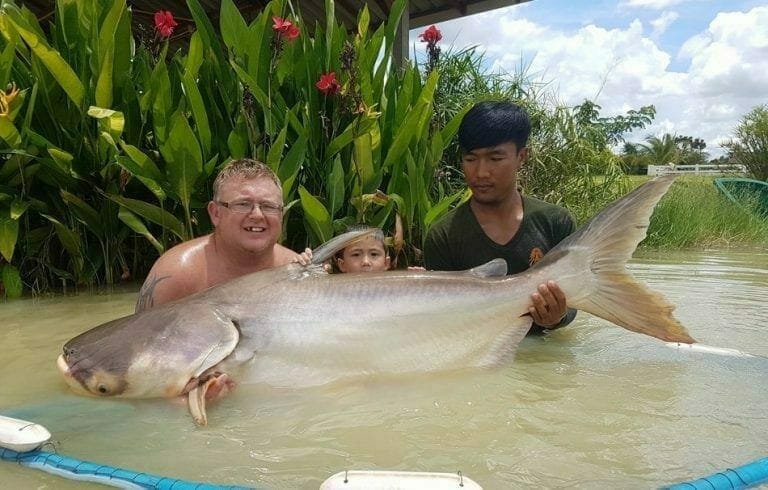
[
  {"x1": 95, "y1": 0, "x2": 125, "y2": 108},
  {"x1": 106, "y1": 195, "x2": 187, "y2": 240},
  {"x1": 382, "y1": 104, "x2": 427, "y2": 170},
  {"x1": 299, "y1": 185, "x2": 332, "y2": 244},
  {"x1": 160, "y1": 112, "x2": 203, "y2": 216},
  {"x1": 118, "y1": 207, "x2": 164, "y2": 254},
  {"x1": 3, "y1": 4, "x2": 84, "y2": 107},
  {"x1": 1, "y1": 263, "x2": 23, "y2": 298},
  {"x1": 279, "y1": 135, "x2": 307, "y2": 201},
  {"x1": 220, "y1": 0, "x2": 248, "y2": 57},
  {"x1": 10, "y1": 198, "x2": 29, "y2": 220},
  {"x1": 41, "y1": 214, "x2": 83, "y2": 265},
  {"x1": 60, "y1": 190, "x2": 104, "y2": 238},
  {"x1": 327, "y1": 155, "x2": 345, "y2": 216},
  {"x1": 182, "y1": 71, "x2": 211, "y2": 157},
  {"x1": 0, "y1": 117, "x2": 22, "y2": 148},
  {"x1": 0, "y1": 214, "x2": 19, "y2": 261}
]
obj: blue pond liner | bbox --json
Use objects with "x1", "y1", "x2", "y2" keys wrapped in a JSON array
[
  {"x1": 0, "y1": 447, "x2": 254, "y2": 489},
  {"x1": 663, "y1": 456, "x2": 768, "y2": 490}
]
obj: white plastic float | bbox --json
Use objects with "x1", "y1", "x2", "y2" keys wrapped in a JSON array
[
  {"x1": 0, "y1": 414, "x2": 51, "y2": 452},
  {"x1": 320, "y1": 470, "x2": 483, "y2": 489}
]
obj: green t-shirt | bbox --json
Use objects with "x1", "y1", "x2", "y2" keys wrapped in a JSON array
[
  {"x1": 424, "y1": 195, "x2": 576, "y2": 274},
  {"x1": 423, "y1": 195, "x2": 577, "y2": 331}
]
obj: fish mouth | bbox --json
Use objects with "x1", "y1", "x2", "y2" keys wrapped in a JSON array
[{"x1": 56, "y1": 354, "x2": 91, "y2": 396}]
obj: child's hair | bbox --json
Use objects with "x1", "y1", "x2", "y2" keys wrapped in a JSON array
[
  {"x1": 458, "y1": 100, "x2": 531, "y2": 152},
  {"x1": 334, "y1": 224, "x2": 387, "y2": 261}
]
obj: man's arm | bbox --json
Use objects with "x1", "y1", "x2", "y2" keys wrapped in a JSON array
[{"x1": 134, "y1": 258, "x2": 196, "y2": 313}]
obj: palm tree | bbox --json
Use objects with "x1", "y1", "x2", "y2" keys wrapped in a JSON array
[{"x1": 639, "y1": 134, "x2": 680, "y2": 166}]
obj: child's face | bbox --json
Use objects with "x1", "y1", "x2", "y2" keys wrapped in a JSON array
[{"x1": 337, "y1": 236, "x2": 391, "y2": 273}]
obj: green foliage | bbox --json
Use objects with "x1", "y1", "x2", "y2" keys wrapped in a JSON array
[
  {"x1": 0, "y1": 0, "x2": 762, "y2": 296},
  {"x1": 724, "y1": 105, "x2": 768, "y2": 181},
  {"x1": 0, "y1": 0, "x2": 466, "y2": 292}
]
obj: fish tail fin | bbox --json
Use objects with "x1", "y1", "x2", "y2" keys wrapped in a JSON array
[{"x1": 549, "y1": 175, "x2": 695, "y2": 343}]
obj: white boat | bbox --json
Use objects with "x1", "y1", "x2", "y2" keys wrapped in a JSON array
[
  {"x1": 0, "y1": 414, "x2": 51, "y2": 453},
  {"x1": 320, "y1": 470, "x2": 483, "y2": 489}
]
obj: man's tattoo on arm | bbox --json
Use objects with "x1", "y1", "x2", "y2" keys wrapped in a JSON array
[{"x1": 135, "y1": 274, "x2": 170, "y2": 313}]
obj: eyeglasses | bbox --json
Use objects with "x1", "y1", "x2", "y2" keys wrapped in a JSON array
[{"x1": 217, "y1": 200, "x2": 284, "y2": 215}]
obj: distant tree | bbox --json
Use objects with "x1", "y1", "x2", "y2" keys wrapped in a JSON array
[
  {"x1": 723, "y1": 105, "x2": 768, "y2": 180},
  {"x1": 675, "y1": 135, "x2": 709, "y2": 166},
  {"x1": 638, "y1": 134, "x2": 680, "y2": 166},
  {"x1": 572, "y1": 100, "x2": 656, "y2": 150}
]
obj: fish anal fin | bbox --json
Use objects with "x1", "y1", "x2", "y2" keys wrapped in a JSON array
[{"x1": 475, "y1": 315, "x2": 533, "y2": 368}]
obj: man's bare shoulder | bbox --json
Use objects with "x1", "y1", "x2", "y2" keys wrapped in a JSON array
[
  {"x1": 274, "y1": 243, "x2": 302, "y2": 266},
  {"x1": 135, "y1": 235, "x2": 213, "y2": 312}
]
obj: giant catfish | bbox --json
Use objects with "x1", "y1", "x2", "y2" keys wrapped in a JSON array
[{"x1": 58, "y1": 175, "x2": 694, "y2": 425}]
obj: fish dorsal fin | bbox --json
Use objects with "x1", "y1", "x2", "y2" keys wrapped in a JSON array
[
  {"x1": 309, "y1": 229, "x2": 380, "y2": 265},
  {"x1": 467, "y1": 258, "x2": 507, "y2": 277}
]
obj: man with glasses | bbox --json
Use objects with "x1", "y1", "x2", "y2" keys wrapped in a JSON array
[{"x1": 135, "y1": 159, "x2": 305, "y2": 313}]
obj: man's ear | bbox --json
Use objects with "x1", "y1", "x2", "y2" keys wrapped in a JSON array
[
  {"x1": 207, "y1": 201, "x2": 220, "y2": 227},
  {"x1": 519, "y1": 146, "x2": 529, "y2": 162}
]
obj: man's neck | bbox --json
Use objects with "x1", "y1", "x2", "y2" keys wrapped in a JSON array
[
  {"x1": 469, "y1": 190, "x2": 524, "y2": 245},
  {"x1": 210, "y1": 234, "x2": 276, "y2": 275}
]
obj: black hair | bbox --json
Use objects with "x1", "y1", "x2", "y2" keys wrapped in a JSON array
[{"x1": 458, "y1": 101, "x2": 531, "y2": 152}]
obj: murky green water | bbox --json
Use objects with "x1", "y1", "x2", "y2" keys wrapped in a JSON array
[{"x1": 1, "y1": 250, "x2": 767, "y2": 489}]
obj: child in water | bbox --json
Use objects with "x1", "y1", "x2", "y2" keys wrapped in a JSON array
[
  {"x1": 334, "y1": 226, "x2": 391, "y2": 273},
  {"x1": 296, "y1": 225, "x2": 395, "y2": 273}
]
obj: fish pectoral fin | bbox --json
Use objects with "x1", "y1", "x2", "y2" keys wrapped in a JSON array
[
  {"x1": 187, "y1": 373, "x2": 235, "y2": 426},
  {"x1": 187, "y1": 384, "x2": 208, "y2": 426}
]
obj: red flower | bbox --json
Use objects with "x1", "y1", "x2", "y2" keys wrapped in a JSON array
[
  {"x1": 419, "y1": 25, "x2": 442, "y2": 44},
  {"x1": 272, "y1": 16, "x2": 300, "y2": 41},
  {"x1": 316, "y1": 72, "x2": 341, "y2": 96},
  {"x1": 154, "y1": 10, "x2": 178, "y2": 38}
]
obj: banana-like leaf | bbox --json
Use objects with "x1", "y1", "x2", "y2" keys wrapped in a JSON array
[
  {"x1": 41, "y1": 214, "x2": 83, "y2": 264},
  {"x1": 327, "y1": 155, "x2": 344, "y2": 216},
  {"x1": 299, "y1": 185, "x2": 332, "y2": 244},
  {"x1": 279, "y1": 135, "x2": 307, "y2": 201},
  {"x1": 0, "y1": 213, "x2": 19, "y2": 261},
  {"x1": 160, "y1": 112, "x2": 203, "y2": 216},
  {"x1": 118, "y1": 207, "x2": 164, "y2": 254},
  {"x1": 106, "y1": 195, "x2": 186, "y2": 240},
  {"x1": 382, "y1": 104, "x2": 427, "y2": 170},
  {"x1": 2, "y1": 4, "x2": 84, "y2": 107},
  {"x1": 61, "y1": 190, "x2": 104, "y2": 238},
  {"x1": 219, "y1": 0, "x2": 248, "y2": 58},
  {"x1": 266, "y1": 125, "x2": 288, "y2": 173},
  {"x1": 88, "y1": 106, "x2": 124, "y2": 142},
  {"x1": 182, "y1": 71, "x2": 211, "y2": 157},
  {"x1": 95, "y1": 0, "x2": 125, "y2": 108},
  {"x1": 1, "y1": 263, "x2": 22, "y2": 298},
  {"x1": 0, "y1": 117, "x2": 22, "y2": 148}
]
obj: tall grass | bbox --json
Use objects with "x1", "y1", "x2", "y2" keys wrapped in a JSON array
[{"x1": 642, "y1": 177, "x2": 768, "y2": 248}]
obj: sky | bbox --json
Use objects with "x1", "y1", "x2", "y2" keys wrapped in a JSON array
[{"x1": 408, "y1": 0, "x2": 768, "y2": 157}]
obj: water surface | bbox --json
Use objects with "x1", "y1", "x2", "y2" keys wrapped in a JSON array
[{"x1": 1, "y1": 249, "x2": 767, "y2": 489}]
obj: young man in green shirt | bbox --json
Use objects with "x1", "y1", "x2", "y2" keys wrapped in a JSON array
[{"x1": 424, "y1": 101, "x2": 577, "y2": 331}]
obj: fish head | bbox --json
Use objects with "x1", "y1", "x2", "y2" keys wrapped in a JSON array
[{"x1": 57, "y1": 305, "x2": 241, "y2": 399}]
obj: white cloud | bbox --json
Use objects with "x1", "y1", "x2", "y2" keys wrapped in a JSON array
[
  {"x1": 621, "y1": 0, "x2": 692, "y2": 9},
  {"x1": 651, "y1": 11, "x2": 679, "y2": 37},
  {"x1": 410, "y1": 4, "x2": 768, "y2": 156}
]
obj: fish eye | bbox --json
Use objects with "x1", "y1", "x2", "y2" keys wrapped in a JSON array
[{"x1": 97, "y1": 384, "x2": 109, "y2": 395}]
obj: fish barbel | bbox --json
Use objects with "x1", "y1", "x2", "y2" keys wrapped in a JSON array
[{"x1": 57, "y1": 175, "x2": 693, "y2": 425}]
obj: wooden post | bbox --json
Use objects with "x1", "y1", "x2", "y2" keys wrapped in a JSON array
[{"x1": 393, "y1": 2, "x2": 410, "y2": 66}]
